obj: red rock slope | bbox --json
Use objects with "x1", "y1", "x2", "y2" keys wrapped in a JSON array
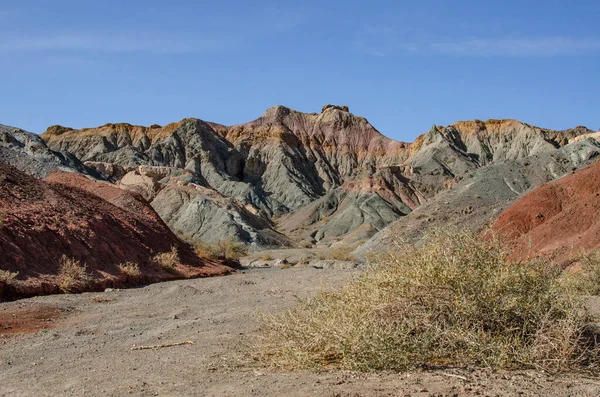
[
  {"x1": 491, "y1": 160, "x2": 600, "y2": 262},
  {"x1": 0, "y1": 164, "x2": 231, "y2": 300}
]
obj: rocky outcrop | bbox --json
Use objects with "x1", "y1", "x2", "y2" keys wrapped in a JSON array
[
  {"x1": 0, "y1": 124, "x2": 100, "y2": 179},
  {"x1": 491, "y1": 160, "x2": 600, "y2": 262},
  {"x1": 358, "y1": 137, "x2": 600, "y2": 255},
  {"x1": 40, "y1": 108, "x2": 597, "y2": 248},
  {"x1": 0, "y1": 164, "x2": 231, "y2": 300}
]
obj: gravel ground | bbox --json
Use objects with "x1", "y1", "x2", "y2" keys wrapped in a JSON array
[{"x1": 1, "y1": 266, "x2": 599, "y2": 397}]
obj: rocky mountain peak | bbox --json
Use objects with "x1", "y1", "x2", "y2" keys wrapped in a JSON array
[
  {"x1": 44, "y1": 125, "x2": 75, "y2": 136},
  {"x1": 321, "y1": 104, "x2": 350, "y2": 113}
]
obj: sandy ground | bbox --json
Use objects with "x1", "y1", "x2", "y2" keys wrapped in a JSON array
[{"x1": 1, "y1": 266, "x2": 600, "y2": 397}]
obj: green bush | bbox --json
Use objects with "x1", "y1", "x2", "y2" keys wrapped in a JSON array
[{"x1": 258, "y1": 231, "x2": 599, "y2": 372}]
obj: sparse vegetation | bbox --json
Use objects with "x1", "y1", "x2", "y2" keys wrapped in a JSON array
[
  {"x1": 194, "y1": 237, "x2": 248, "y2": 261},
  {"x1": 315, "y1": 247, "x2": 356, "y2": 261},
  {"x1": 328, "y1": 247, "x2": 355, "y2": 261},
  {"x1": 561, "y1": 251, "x2": 600, "y2": 296},
  {"x1": 119, "y1": 262, "x2": 141, "y2": 278},
  {"x1": 0, "y1": 269, "x2": 18, "y2": 283},
  {"x1": 153, "y1": 246, "x2": 180, "y2": 270},
  {"x1": 258, "y1": 231, "x2": 599, "y2": 372},
  {"x1": 260, "y1": 253, "x2": 274, "y2": 261},
  {"x1": 58, "y1": 256, "x2": 89, "y2": 292}
]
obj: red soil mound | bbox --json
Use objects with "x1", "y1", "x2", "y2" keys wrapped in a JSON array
[
  {"x1": 0, "y1": 164, "x2": 231, "y2": 300},
  {"x1": 492, "y1": 161, "x2": 600, "y2": 262}
]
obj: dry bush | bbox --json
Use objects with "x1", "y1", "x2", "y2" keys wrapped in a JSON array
[
  {"x1": 315, "y1": 247, "x2": 356, "y2": 261},
  {"x1": 560, "y1": 251, "x2": 600, "y2": 296},
  {"x1": 58, "y1": 256, "x2": 89, "y2": 292},
  {"x1": 119, "y1": 262, "x2": 141, "y2": 278},
  {"x1": 215, "y1": 237, "x2": 248, "y2": 260},
  {"x1": 153, "y1": 246, "x2": 180, "y2": 270},
  {"x1": 258, "y1": 231, "x2": 599, "y2": 372},
  {"x1": 194, "y1": 242, "x2": 217, "y2": 260},
  {"x1": 328, "y1": 246, "x2": 355, "y2": 261},
  {"x1": 260, "y1": 253, "x2": 274, "y2": 261},
  {"x1": 0, "y1": 270, "x2": 18, "y2": 283},
  {"x1": 195, "y1": 238, "x2": 248, "y2": 261}
]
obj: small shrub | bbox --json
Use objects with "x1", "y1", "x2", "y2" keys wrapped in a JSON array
[
  {"x1": 260, "y1": 253, "x2": 274, "y2": 261},
  {"x1": 153, "y1": 246, "x2": 179, "y2": 270},
  {"x1": 0, "y1": 270, "x2": 18, "y2": 283},
  {"x1": 561, "y1": 251, "x2": 600, "y2": 296},
  {"x1": 58, "y1": 256, "x2": 89, "y2": 292},
  {"x1": 195, "y1": 242, "x2": 217, "y2": 260},
  {"x1": 281, "y1": 263, "x2": 295, "y2": 270},
  {"x1": 216, "y1": 237, "x2": 248, "y2": 261},
  {"x1": 258, "y1": 231, "x2": 599, "y2": 372},
  {"x1": 328, "y1": 247, "x2": 355, "y2": 261},
  {"x1": 195, "y1": 238, "x2": 248, "y2": 261},
  {"x1": 119, "y1": 262, "x2": 141, "y2": 278}
]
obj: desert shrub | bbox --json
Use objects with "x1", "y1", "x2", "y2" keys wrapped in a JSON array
[
  {"x1": 328, "y1": 246, "x2": 355, "y2": 261},
  {"x1": 153, "y1": 246, "x2": 180, "y2": 270},
  {"x1": 0, "y1": 270, "x2": 18, "y2": 283},
  {"x1": 560, "y1": 251, "x2": 600, "y2": 296},
  {"x1": 194, "y1": 242, "x2": 217, "y2": 260},
  {"x1": 315, "y1": 247, "x2": 356, "y2": 261},
  {"x1": 195, "y1": 238, "x2": 248, "y2": 261},
  {"x1": 58, "y1": 256, "x2": 89, "y2": 292},
  {"x1": 258, "y1": 231, "x2": 599, "y2": 372},
  {"x1": 215, "y1": 237, "x2": 248, "y2": 260},
  {"x1": 119, "y1": 262, "x2": 141, "y2": 278},
  {"x1": 260, "y1": 253, "x2": 274, "y2": 261}
]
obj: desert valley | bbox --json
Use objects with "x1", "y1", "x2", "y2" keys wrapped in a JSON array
[{"x1": 1, "y1": 105, "x2": 600, "y2": 395}]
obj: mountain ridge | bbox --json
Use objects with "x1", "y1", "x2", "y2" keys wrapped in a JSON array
[{"x1": 38, "y1": 106, "x2": 598, "y2": 248}]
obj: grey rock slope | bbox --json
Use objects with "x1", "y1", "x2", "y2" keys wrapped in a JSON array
[
  {"x1": 0, "y1": 124, "x2": 99, "y2": 178},
  {"x1": 358, "y1": 137, "x2": 600, "y2": 255},
  {"x1": 40, "y1": 109, "x2": 597, "y2": 249}
]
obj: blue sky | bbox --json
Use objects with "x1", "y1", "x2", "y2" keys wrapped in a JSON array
[{"x1": 1, "y1": 0, "x2": 598, "y2": 141}]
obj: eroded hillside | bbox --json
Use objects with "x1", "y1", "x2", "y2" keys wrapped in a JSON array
[{"x1": 41, "y1": 106, "x2": 598, "y2": 248}]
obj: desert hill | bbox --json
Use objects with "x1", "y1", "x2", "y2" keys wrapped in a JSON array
[
  {"x1": 0, "y1": 126, "x2": 231, "y2": 300},
  {"x1": 41, "y1": 105, "x2": 598, "y2": 249},
  {"x1": 491, "y1": 160, "x2": 600, "y2": 261}
]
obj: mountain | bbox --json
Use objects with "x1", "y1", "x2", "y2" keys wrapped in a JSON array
[
  {"x1": 41, "y1": 106, "x2": 599, "y2": 249},
  {"x1": 0, "y1": 124, "x2": 100, "y2": 179},
  {"x1": 0, "y1": 163, "x2": 231, "y2": 300},
  {"x1": 491, "y1": 160, "x2": 600, "y2": 262}
]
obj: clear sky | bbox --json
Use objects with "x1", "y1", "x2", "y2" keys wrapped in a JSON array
[{"x1": 1, "y1": 0, "x2": 598, "y2": 141}]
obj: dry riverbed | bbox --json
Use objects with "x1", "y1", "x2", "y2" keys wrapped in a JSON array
[{"x1": 1, "y1": 265, "x2": 599, "y2": 397}]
